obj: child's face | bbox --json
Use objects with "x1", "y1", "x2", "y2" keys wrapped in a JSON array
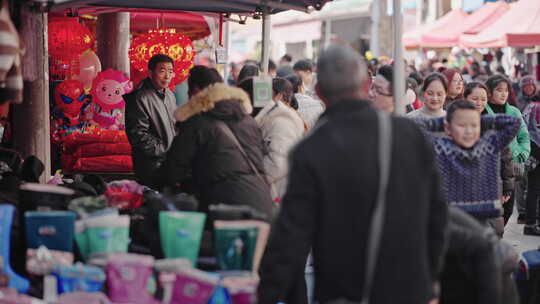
[
  {"x1": 445, "y1": 109, "x2": 481, "y2": 149},
  {"x1": 491, "y1": 82, "x2": 509, "y2": 105},
  {"x1": 423, "y1": 80, "x2": 446, "y2": 112}
]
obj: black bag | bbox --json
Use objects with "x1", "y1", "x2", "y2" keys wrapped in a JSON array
[{"x1": 129, "y1": 190, "x2": 198, "y2": 258}]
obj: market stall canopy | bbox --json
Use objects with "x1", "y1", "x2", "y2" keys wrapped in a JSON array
[
  {"x1": 460, "y1": 0, "x2": 540, "y2": 48},
  {"x1": 418, "y1": 2, "x2": 509, "y2": 48},
  {"x1": 402, "y1": 9, "x2": 467, "y2": 50},
  {"x1": 130, "y1": 12, "x2": 211, "y2": 41},
  {"x1": 46, "y1": 0, "x2": 332, "y2": 14},
  {"x1": 463, "y1": 1, "x2": 510, "y2": 35}
]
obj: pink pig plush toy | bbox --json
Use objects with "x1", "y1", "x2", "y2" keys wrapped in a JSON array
[{"x1": 87, "y1": 69, "x2": 133, "y2": 130}]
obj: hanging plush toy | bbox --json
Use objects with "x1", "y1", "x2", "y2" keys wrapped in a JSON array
[
  {"x1": 53, "y1": 80, "x2": 87, "y2": 129},
  {"x1": 87, "y1": 69, "x2": 133, "y2": 130}
]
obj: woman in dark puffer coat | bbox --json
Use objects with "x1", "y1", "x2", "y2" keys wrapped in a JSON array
[{"x1": 156, "y1": 83, "x2": 275, "y2": 219}]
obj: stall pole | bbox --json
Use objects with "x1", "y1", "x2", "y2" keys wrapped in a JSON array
[
  {"x1": 97, "y1": 12, "x2": 130, "y2": 76},
  {"x1": 324, "y1": 19, "x2": 332, "y2": 48},
  {"x1": 392, "y1": 0, "x2": 406, "y2": 115},
  {"x1": 370, "y1": 0, "x2": 380, "y2": 57},
  {"x1": 261, "y1": 7, "x2": 271, "y2": 75},
  {"x1": 12, "y1": 3, "x2": 51, "y2": 182},
  {"x1": 223, "y1": 18, "x2": 231, "y2": 82}
]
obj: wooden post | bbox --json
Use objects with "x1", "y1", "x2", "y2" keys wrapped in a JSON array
[
  {"x1": 96, "y1": 12, "x2": 130, "y2": 76},
  {"x1": 12, "y1": 4, "x2": 51, "y2": 182}
]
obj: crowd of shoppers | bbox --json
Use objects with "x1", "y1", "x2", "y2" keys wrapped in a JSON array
[{"x1": 118, "y1": 42, "x2": 540, "y2": 304}]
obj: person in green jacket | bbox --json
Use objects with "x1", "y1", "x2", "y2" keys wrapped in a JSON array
[{"x1": 485, "y1": 74, "x2": 530, "y2": 227}]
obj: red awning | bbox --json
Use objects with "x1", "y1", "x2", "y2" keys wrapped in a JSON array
[
  {"x1": 460, "y1": 0, "x2": 540, "y2": 48},
  {"x1": 419, "y1": 2, "x2": 509, "y2": 48},
  {"x1": 130, "y1": 12, "x2": 211, "y2": 41},
  {"x1": 403, "y1": 9, "x2": 467, "y2": 50},
  {"x1": 463, "y1": 1, "x2": 510, "y2": 35}
]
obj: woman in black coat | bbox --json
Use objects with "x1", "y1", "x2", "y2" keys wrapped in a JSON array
[{"x1": 156, "y1": 83, "x2": 275, "y2": 219}]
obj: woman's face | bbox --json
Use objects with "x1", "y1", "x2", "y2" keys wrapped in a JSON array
[
  {"x1": 423, "y1": 80, "x2": 446, "y2": 112},
  {"x1": 449, "y1": 74, "x2": 464, "y2": 97},
  {"x1": 523, "y1": 84, "x2": 536, "y2": 96},
  {"x1": 466, "y1": 87, "x2": 488, "y2": 113},
  {"x1": 491, "y1": 82, "x2": 509, "y2": 105}
]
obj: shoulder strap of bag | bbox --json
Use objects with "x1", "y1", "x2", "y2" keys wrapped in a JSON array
[
  {"x1": 215, "y1": 120, "x2": 267, "y2": 184},
  {"x1": 360, "y1": 111, "x2": 392, "y2": 304}
]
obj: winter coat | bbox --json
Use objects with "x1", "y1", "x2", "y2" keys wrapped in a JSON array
[
  {"x1": 295, "y1": 93, "x2": 325, "y2": 129},
  {"x1": 440, "y1": 207, "x2": 502, "y2": 304},
  {"x1": 500, "y1": 146, "x2": 515, "y2": 195},
  {"x1": 157, "y1": 83, "x2": 275, "y2": 219},
  {"x1": 481, "y1": 111, "x2": 515, "y2": 195},
  {"x1": 523, "y1": 101, "x2": 540, "y2": 148},
  {"x1": 124, "y1": 78, "x2": 177, "y2": 187},
  {"x1": 258, "y1": 99, "x2": 448, "y2": 304},
  {"x1": 255, "y1": 100, "x2": 305, "y2": 199},
  {"x1": 485, "y1": 103, "x2": 530, "y2": 163}
]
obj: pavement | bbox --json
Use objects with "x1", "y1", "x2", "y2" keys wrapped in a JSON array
[{"x1": 503, "y1": 208, "x2": 540, "y2": 253}]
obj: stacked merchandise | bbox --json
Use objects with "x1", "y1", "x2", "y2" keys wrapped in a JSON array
[
  {"x1": 1, "y1": 183, "x2": 271, "y2": 303},
  {"x1": 51, "y1": 69, "x2": 134, "y2": 174},
  {"x1": 59, "y1": 129, "x2": 133, "y2": 173}
]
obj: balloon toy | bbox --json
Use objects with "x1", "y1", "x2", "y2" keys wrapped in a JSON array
[
  {"x1": 78, "y1": 50, "x2": 102, "y2": 91},
  {"x1": 87, "y1": 69, "x2": 133, "y2": 130},
  {"x1": 53, "y1": 80, "x2": 87, "y2": 128}
]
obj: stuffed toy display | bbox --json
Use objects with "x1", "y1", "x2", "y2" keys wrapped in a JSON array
[
  {"x1": 86, "y1": 69, "x2": 133, "y2": 130},
  {"x1": 53, "y1": 80, "x2": 88, "y2": 130}
]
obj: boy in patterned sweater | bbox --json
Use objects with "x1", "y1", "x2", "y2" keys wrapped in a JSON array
[{"x1": 415, "y1": 100, "x2": 520, "y2": 236}]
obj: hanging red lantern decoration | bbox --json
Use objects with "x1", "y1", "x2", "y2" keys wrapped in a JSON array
[
  {"x1": 48, "y1": 17, "x2": 95, "y2": 61},
  {"x1": 129, "y1": 29, "x2": 195, "y2": 88}
]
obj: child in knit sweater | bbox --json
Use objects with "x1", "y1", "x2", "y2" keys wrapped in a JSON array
[{"x1": 415, "y1": 100, "x2": 520, "y2": 231}]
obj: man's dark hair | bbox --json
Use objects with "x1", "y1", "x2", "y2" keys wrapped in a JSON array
[
  {"x1": 237, "y1": 64, "x2": 260, "y2": 84},
  {"x1": 148, "y1": 54, "x2": 174, "y2": 71},
  {"x1": 446, "y1": 99, "x2": 477, "y2": 123},
  {"x1": 422, "y1": 72, "x2": 448, "y2": 93},
  {"x1": 268, "y1": 59, "x2": 277, "y2": 72},
  {"x1": 377, "y1": 65, "x2": 394, "y2": 94},
  {"x1": 293, "y1": 59, "x2": 313, "y2": 72},
  {"x1": 281, "y1": 54, "x2": 292, "y2": 62},
  {"x1": 463, "y1": 81, "x2": 488, "y2": 99},
  {"x1": 409, "y1": 72, "x2": 424, "y2": 87},
  {"x1": 188, "y1": 65, "x2": 224, "y2": 96}
]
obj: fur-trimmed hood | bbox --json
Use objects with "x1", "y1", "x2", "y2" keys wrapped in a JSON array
[{"x1": 174, "y1": 83, "x2": 253, "y2": 122}]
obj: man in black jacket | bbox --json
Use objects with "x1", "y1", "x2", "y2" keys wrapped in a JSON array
[
  {"x1": 124, "y1": 54, "x2": 177, "y2": 187},
  {"x1": 257, "y1": 45, "x2": 449, "y2": 304}
]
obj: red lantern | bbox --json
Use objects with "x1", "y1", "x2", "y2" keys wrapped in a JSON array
[
  {"x1": 48, "y1": 17, "x2": 94, "y2": 61},
  {"x1": 129, "y1": 29, "x2": 195, "y2": 87}
]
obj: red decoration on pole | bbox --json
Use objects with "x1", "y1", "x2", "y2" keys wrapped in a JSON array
[
  {"x1": 129, "y1": 29, "x2": 195, "y2": 87},
  {"x1": 48, "y1": 17, "x2": 94, "y2": 60}
]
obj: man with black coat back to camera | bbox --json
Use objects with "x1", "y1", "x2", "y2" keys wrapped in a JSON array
[
  {"x1": 257, "y1": 45, "x2": 448, "y2": 304},
  {"x1": 124, "y1": 54, "x2": 177, "y2": 187}
]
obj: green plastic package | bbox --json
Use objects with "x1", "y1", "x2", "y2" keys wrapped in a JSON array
[
  {"x1": 85, "y1": 215, "x2": 130, "y2": 256},
  {"x1": 74, "y1": 221, "x2": 89, "y2": 261},
  {"x1": 214, "y1": 226, "x2": 258, "y2": 271},
  {"x1": 159, "y1": 211, "x2": 206, "y2": 266}
]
